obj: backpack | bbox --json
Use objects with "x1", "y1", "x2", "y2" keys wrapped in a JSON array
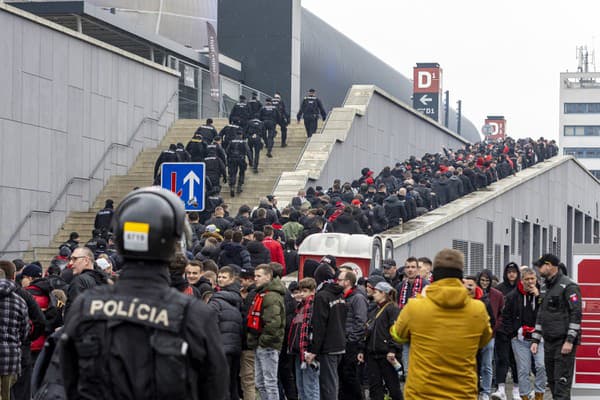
[
  {"x1": 32, "y1": 329, "x2": 66, "y2": 400},
  {"x1": 34, "y1": 287, "x2": 195, "y2": 400}
]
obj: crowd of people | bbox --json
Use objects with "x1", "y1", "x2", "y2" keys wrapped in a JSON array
[
  {"x1": 0, "y1": 237, "x2": 581, "y2": 400},
  {"x1": 0, "y1": 130, "x2": 579, "y2": 400}
]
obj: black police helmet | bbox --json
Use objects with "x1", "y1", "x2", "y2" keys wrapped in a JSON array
[{"x1": 112, "y1": 187, "x2": 186, "y2": 261}]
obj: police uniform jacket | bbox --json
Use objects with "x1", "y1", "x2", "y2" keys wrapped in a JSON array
[
  {"x1": 270, "y1": 98, "x2": 289, "y2": 124},
  {"x1": 296, "y1": 95, "x2": 327, "y2": 120},
  {"x1": 532, "y1": 271, "x2": 582, "y2": 345},
  {"x1": 226, "y1": 137, "x2": 253, "y2": 164},
  {"x1": 61, "y1": 263, "x2": 228, "y2": 400},
  {"x1": 259, "y1": 105, "x2": 280, "y2": 125},
  {"x1": 229, "y1": 102, "x2": 250, "y2": 123},
  {"x1": 247, "y1": 99, "x2": 263, "y2": 119},
  {"x1": 195, "y1": 125, "x2": 218, "y2": 144},
  {"x1": 219, "y1": 124, "x2": 242, "y2": 149}
]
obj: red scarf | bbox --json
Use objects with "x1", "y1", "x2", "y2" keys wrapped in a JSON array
[
  {"x1": 247, "y1": 291, "x2": 268, "y2": 333},
  {"x1": 399, "y1": 276, "x2": 423, "y2": 308}
]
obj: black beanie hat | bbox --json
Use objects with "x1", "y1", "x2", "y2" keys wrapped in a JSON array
[{"x1": 314, "y1": 263, "x2": 335, "y2": 285}]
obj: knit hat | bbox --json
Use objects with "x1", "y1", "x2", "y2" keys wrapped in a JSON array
[
  {"x1": 374, "y1": 281, "x2": 394, "y2": 294},
  {"x1": 22, "y1": 264, "x2": 43, "y2": 278},
  {"x1": 433, "y1": 248, "x2": 464, "y2": 271},
  {"x1": 320, "y1": 255, "x2": 337, "y2": 269},
  {"x1": 367, "y1": 275, "x2": 386, "y2": 287},
  {"x1": 239, "y1": 266, "x2": 255, "y2": 279},
  {"x1": 303, "y1": 259, "x2": 320, "y2": 278},
  {"x1": 314, "y1": 263, "x2": 335, "y2": 285}
]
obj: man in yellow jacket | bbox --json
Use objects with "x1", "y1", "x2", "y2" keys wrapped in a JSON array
[{"x1": 390, "y1": 248, "x2": 493, "y2": 400}]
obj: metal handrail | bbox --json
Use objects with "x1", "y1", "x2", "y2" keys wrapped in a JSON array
[{"x1": 0, "y1": 89, "x2": 178, "y2": 256}]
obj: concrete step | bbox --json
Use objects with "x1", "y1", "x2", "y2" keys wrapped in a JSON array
[{"x1": 30, "y1": 116, "x2": 319, "y2": 267}]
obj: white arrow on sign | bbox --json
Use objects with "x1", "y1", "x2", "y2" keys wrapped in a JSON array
[
  {"x1": 183, "y1": 170, "x2": 200, "y2": 202},
  {"x1": 419, "y1": 94, "x2": 433, "y2": 106}
]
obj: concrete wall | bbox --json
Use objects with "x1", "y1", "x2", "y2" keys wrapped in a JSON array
[
  {"x1": 387, "y1": 156, "x2": 600, "y2": 277},
  {"x1": 314, "y1": 88, "x2": 470, "y2": 187},
  {"x1": 0, "y1": 4, "x2": 179, "y2": 256}
]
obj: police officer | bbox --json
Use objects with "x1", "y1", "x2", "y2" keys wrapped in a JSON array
[
  {"x1": 247, "y1": 91, "x2": 263, "y2": 119},
  {"x1": 206, "y1": 139, "x2": 228, "y2": 167},
  {"x1": 225, "y1": 130, "x2": 253, "y2": 197},
  {"x1": 219, "y1": 122, "x2": 243, "y2": 150},
  {"x1": 229, "y1": 95, "x2": 250, "y2": 128},
  {"x1": 175, "y1": 142, "x2": 191, "y2": 162},
  {"x1": 204, "y1": 147, "x2": 227, "y2": 195},
  {"x1": 271, "y1": 92, "x2": 290, "y2": 147},
  {"x1": 94, "y1": 199, "x2": 114, "y2": 234},
  {"x1": 153, "y1": 144, "x2": 178, "y2": 184},
  {"x1": 296, "y1": 88, "x2": 327, "y2": 138},
  {"x1": 194, "y1": 118, "x2": 219, "y2": 144},
  {"x1": 186, "y1": 130, "x2": 206, "y2": 162},
  {"x1": 61, "y1": 187, "x2": 228, "y2": 399},
  {"x1": 259, "y1": 98, "x2": 280, "y2": 158},
  {"x1": 245, "y1": 118, "x2": 265, "y2": 173},
  {"x1": 531, "y1": 253, "x2": 582, "y2": 400}
]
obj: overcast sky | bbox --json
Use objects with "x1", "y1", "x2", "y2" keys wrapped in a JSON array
[{"x1": 302, "y1": 0, "x2": 600, "y2": 140}]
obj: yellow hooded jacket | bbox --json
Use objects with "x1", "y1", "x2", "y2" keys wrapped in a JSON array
[{"x1": 390, "y1": 278, "x2": 492, "y2": 400}]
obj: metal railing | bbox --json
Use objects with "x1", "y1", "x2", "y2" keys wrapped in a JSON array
[{"x1": 0, "y1": 89, "x2": 178, "y2": 256}]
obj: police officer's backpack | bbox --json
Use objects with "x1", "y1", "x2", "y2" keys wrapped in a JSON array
[
  {"x1": 32, "y1": 329, "x2": 66, "y2": 400},
  {"x1": 61, "y1": 285, "x2": 196, "y2": 399}
]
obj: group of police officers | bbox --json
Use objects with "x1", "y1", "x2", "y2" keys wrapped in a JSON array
[{"x1": 153, "y1": 88, "x2": 328, "y2": 199}]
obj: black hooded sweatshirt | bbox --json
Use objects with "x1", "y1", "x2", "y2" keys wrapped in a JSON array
[{"x1": 495, "y1": 263, "x2": 521, "y2": 296}]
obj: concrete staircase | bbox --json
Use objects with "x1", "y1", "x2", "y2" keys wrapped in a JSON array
[{"x1": 30, "y1": 118, "x2": 312, "y2": 266}]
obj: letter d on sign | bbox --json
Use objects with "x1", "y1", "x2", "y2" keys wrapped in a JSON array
[{"x1": 418, "y1": 71, "x2": 432, "y2": 89}]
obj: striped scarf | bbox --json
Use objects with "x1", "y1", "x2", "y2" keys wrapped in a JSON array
[
  {"x1": 399, "y1": 276, "x2": 423, "y2": 308},
  {"x1": 298, "y1": 295, "x2": 315, "y2": 363}
]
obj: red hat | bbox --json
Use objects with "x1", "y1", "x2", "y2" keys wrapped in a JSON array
[
  {"x1": 365, "y1": 177, "x2": 374, "y2": 185},
  {"x1": 367, "y1": 170, "x2": 374, "y2": 176},
  {"x1": 351, "y1": 199, "x2": 362, "y2": 206}
]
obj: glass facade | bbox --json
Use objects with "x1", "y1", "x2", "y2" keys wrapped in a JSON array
[
  {"x1": 563, "y1": 147, "x2": 600, "y2": 158},
  {"x1": 564, "y1": 103, "x2": 600, "y2": 113},
  {"x1": 563, "y1": 125, "x2": 600, "y2": 136}
]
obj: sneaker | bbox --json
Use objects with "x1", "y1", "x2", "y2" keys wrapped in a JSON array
[
  {"x1": 490, "y1": 389, "x2": 506, "y2": 400},
  {"x1": 480, "y1": 394, "x2": 490, "y2": 400},
  {"x1": 511, "y1": 387, "x2": 520, "y2": 399},
  {"x1": 230, "y1": 189, "x2": 235, "y2": 197},
  {"x1": 267, "y1": 152, "x2": 273, "y2": 158},
  {"x1": 281, "y1": 143, "x2": 287, "y2": 147},
  {"x1": 253, "y1": 168, "x2": 258, "y2": 173}
]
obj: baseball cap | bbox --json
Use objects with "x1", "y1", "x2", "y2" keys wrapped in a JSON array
[{"x1": 21, "y1": 264, "x2": 43, "y2": 278}]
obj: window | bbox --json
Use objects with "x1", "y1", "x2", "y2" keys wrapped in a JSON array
[
  {"x1": 564, "y1": 103, "x2": 600, "y2": 113},
  {"x1": 564, "y1": 126, "x2": 600, "y2": 136},
  {"x1": 563, "y1": 148, "x2": 600, "y2": 158}
]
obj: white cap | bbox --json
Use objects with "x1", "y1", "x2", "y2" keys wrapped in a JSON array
[{"x1": 96, "y1": 257, "x2": 111, "y2": 270}]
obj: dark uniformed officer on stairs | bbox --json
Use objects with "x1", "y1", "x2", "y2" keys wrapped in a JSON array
[
  {"x1": 271, "y1": 92, "x2": 289, "y2": 147},
  {"x1": 245, "y1": 117, "x2": 265, "y2": 173},
  {"x1": 259, "y1": 98, "x2": 281, "y2": 158},
  {"x1": 296, "y1": 88, "x2": 327, "y2": 138},
  {"x1": 531, "y1": 253, "x2": 582, "y2": 400},
  {"x1": 229, "y1": 95, "x2": 251, "y2": 128},
  {"x1": 225, "y1": 130, "x2": 253, "y2": 197},
  {"x1": 61, "y1": 187, "x2": 228, "y2": 400}
]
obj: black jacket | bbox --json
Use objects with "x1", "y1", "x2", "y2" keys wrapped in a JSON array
[
  {"x1": 218, "y1": 241, "x2": 252, "y2": 269},
  {"x1": 502, "y1": 280, "x2": 539, "y2": 338},
  {"x1": 344, "y1": 286, "x2": 368, "y2": 345},
  {"x1": 16, "y1": 286, "x2": 45, "y2": 346},
  {"x1": 65, "y1": 268, "x2": 109, "y2": 317},
  {"x1": 384, "y1": 195, "x2": 407, "y2": 227},
  {"x1": 61, "y1": 263, "x2": 228, "y2": 400},
  {"x1": 308, "y1": 284, "x2": 347, "y2": 355},
  {"x1": 209, "y1": 283, "x2": 243, "y2": 355},
  {"x1": 246, "y1": 241, "x2": 271, "y2": 267},
  {"x1": 332, "y1": 213, "x2": 363, "y2": 234},
  {"x1": 364, "y1": 301, "x2": 401, "y2": 357}
]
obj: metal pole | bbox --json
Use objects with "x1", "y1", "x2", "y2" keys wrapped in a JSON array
[
  {"x1": 456, "y1": 100, "x2": 462, "y2": 135},
  {"x1": 444, "y1": 90, "x2": 449, "y2": 128}
]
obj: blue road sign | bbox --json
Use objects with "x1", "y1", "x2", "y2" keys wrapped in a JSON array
[{"x1": 160, "y1": 162, "x2": 205, "y2": 211}]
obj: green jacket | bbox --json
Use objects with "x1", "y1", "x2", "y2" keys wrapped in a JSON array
[
  {"x1": 247, "y1": 277, "x2": 286, "y2": 351},
  {"x1": 282, "y1": 221, "x2": 304, "y2": 241}
]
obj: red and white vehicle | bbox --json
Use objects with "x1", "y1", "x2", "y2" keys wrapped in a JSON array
[{"x1": 297, "y1": 232, "x2": 402, "y2": 279}]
